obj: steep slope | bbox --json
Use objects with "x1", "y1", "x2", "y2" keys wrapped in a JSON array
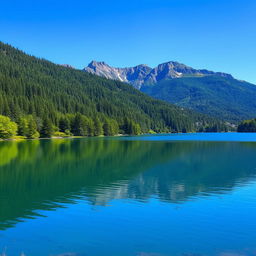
[
  {"x1": 84, "y1": 61, "x2": 256, "y2": 122},
  {"x1": 141, "y1": 76, "x2": 256, "y2": 123},
  {"x1": 85, "y1": 61, "x2": 151, "y2": 89},
  {"x1": 0, "y1": 42, "x2": 222, "y2": 133}
]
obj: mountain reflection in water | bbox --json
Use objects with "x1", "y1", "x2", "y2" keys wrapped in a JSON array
[{"x1": 0, "y1": 138, "x2": 256, "y2": 230}]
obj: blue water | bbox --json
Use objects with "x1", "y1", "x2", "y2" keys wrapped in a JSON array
[
  {"x1": 119, "y1": 132, "x2": 256, "y2": 142},
  {"x1": 0, "y1": 133, "x2": 256, "y2": 256}
]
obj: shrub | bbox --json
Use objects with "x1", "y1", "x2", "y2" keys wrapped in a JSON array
[{"x1": 0, "y1": 115, "x2": 17, "y2": 139}]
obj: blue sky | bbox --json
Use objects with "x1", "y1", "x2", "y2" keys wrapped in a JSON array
[{"x1": 1, "y1": 0, "x2": 256, "y2": 83}]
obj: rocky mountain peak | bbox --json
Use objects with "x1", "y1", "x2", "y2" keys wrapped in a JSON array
[
  {"x1": 88, "y1": 60, "x2": 108, "y2": 68},
  {"x1": 83, "y1": 60, "x2": 233, "y2": 89}
]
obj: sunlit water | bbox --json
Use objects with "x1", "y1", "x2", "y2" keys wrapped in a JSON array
[{"x1": 0, "y1": 133, "x2": 256, "y2": 256}]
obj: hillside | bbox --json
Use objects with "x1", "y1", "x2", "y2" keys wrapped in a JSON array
[
  {"x1": 141, "y1": 76, "x2": 256, "y2": 123},
  {"x1": 84, "y1": 61, "x2": 256, "y2": 122},
  {"x1": 0, "y1": 42, "x2": 223, "y2": 136}
]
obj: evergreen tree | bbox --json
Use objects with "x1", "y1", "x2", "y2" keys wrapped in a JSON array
[
  {"x1": 103, "y1": 120, "x2": 111, "y2": 136},
  {"x1": 103, "y1": 119, "x2": 119, "y2": 136},
  {"x1": 27, "y1": 115, "x2": 40, "y2": 139},
  {"x1": 123, "y1": 117, "x2": 131, "y2": 134},
  {"x1": 71, "y1": 113, "x2": 85, "y2": 136},
  {"x1": 17, "y1": 117, "x2": 28, "y2": 136},
  {"x1": 111, "y1": 119, "x2": 119, "y2": 135},
  {"x1": 133, "y1": 123, "x2": 141, "y2": 135},
  {"x1": 94, "y1": 117, "x2": 103, "y2": 136},
  {"x1": 87, "y1": 117, "x2": 95, "y2": 136},
  {"x1": 123, "y1": 118, "x2": 141, "y2": 135},
  {"x1": 59, "y1": 116, "x2": 71, "y2": 133},
  {"x1": 40, "y1": 118, "x2": 53, "y2": 138}
]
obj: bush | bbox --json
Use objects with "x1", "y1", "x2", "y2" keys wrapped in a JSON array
[
  {"x1": 53, "y1": 131, "x2": 72, "y2": 137},
  {"x1": 0, "y1": 115, "x2": 17, "y2": 139}
]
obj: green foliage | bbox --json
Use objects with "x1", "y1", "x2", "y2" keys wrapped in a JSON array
[
  {"x1": 0, "y1": 42, "x2": 228, "y2": 134},
  {"x1": 141, "y1": 76, "x2": 256, "y2": 123},
  {"x1": 123, "y1": 118, "x2": 141, "y2": 135},
  {"x1": 64, "y1": 129, "x2": 73, "y2": 136},
  {"x1": 87, "y1": 118, "x2": 95, "y2": 136},
  {"x1": 94, "y1": 117, "x2": 103, "y2": 136},
  {"x1": 0, "y1": 115, "x2": 17, "y2": 139},
  {"x1": 17, "y1": 117, "x2": 28, "y2": 136},
  {"x1": 17, "y1": 115, "x2": 39, "y2": 139},
  {"x1": 148, "y1": 129, "x2": 156, "y2": 134},
  {"x1": 103, "y1": 119, "x2": 119, "y2": 136},
  {"x1": 133, "y1": 123, "x2": 141, "y2": 135},
  {"x1": 59, "y1": 116, "x2": 71, "y2": 133},
  {"x1": 237, "y1": 118, "x2": 256, "y2": 132},
  {"x1": 27, "y1": 115, "x2": 40, "y2": 139},
  {"x1": 40, "y1": 118, "x2": 53, "y2": 138},
  {"x1": 71, "y1": 113, "x2": 93, "y2": 136},
  {"x1": 53, "y1": 131, "x2": 71, "y2": 137}
]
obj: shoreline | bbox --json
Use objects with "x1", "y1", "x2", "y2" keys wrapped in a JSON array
[
  {"x1": 0, "y1": 134, "x2": 129, "y2": 142},
  {"x1": 0, "y1": 131, "x2": 245, "y2": 143}
]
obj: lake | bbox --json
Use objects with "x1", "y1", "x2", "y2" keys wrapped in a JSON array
[{"x1": 0, "y1": 133, "x2": 256, "y2": 256}]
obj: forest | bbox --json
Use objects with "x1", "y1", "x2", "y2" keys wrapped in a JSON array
[
  {"x1": 0, "y1": 42, "x2": 228, "y2": 139},
  {"x1": 237, "y1": 118, "x2": 256, "y2": 132}
]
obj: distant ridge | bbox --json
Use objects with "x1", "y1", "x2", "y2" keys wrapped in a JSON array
[
  {"x1": 84, "y1": 60, "x2": 256, "y2": 122},
  {"x1": 84, "y1": 60, "x2": 233, "y2": 89}
]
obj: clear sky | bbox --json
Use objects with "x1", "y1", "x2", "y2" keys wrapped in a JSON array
[{"x1": 1, "y1": 0, "x2": 256, "y2": 83}]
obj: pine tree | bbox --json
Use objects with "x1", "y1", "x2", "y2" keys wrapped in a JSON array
[
  {"x1": 71, "y1": 113, "x2": 82, "y2": 136},
  {"x1": 103, "y1": 119, "x2": 119, "y2": 136},
  {"x1": 123, "y1": 118, "x2": 141, "y2": 135},
  {"x1": 40, "y1": 118, "x2": 53, "y2": 138},
  {"x1": 59, "y1": 116, "x2": 70, "y2": 133},
  {"x1": 94, "y1": 117, "x2": 103, "y2": 136},
  {"x1": 103, "y1": 120, "x2": 112, "y2": 136},
  {"x1": 27, "y1": 115, "x2": 40, "y2": 139},
  {"x1": 71, "y1": 113, "x2": 95, "y2": 136},
  {"x1": 132, "y1": 123, "x2": 141, "y2": 135},
  {"x1": 87, "y1": 117, "x2": 95, "y2": 136},
  {"x1": 17, "y1": 117, "x2": 28, "y2": 136}
]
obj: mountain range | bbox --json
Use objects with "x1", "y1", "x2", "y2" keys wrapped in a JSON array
[
  {"x1": 84, "y1": 61, "x2": 256, "y2": 122},
  {"x1": 84, "y1": 61, "x2": 233, "y2": 89}
]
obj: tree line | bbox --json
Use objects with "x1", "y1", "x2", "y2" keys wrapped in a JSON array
[
  {"x1": 237, "y1": 118, "x2": 256, "y2": 132},
  {"x1": 0, "y1": 114, "x2": 143, "y2": 139},
  {"x1": 0, "y1": 41, "x2": 228, "y2": 136}
]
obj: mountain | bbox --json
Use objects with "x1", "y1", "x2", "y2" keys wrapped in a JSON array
[
  {"x1": 84, "y1": 61, "x2": 233, "y2": 89},
  {"x1": 0, "y1": 42, "x2": 224, "y2": 135},
  {"x1": 141, "y1": 76, "x2": 256, "y2": 123},
  {"x1": 85, "y1": 61, "x2": 152, "y2": 89},
  {"x1": 84, "y1": 61, "x2": 256, "y2": 122}
]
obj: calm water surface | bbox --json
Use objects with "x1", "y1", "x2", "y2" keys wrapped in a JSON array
[{"x1": 0, "y1": 133, "x2": 256, "y2": 256}]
